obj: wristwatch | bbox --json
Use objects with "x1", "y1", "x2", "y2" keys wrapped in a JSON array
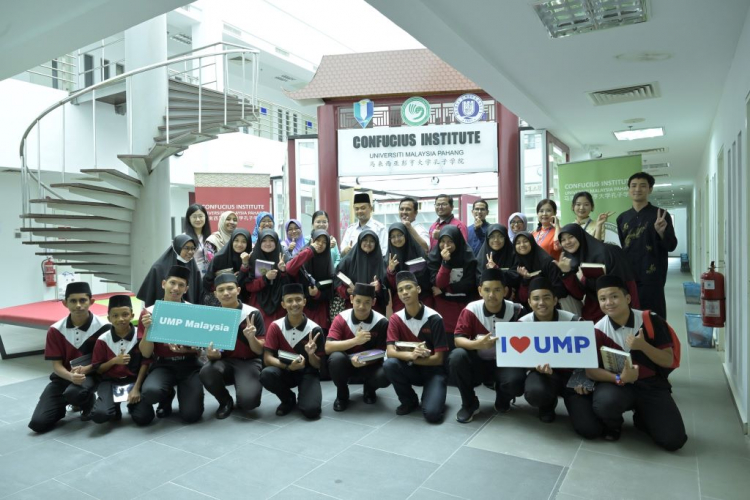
[{"x1": 615, "y1": 374, "x2": 624, "y2": 386}]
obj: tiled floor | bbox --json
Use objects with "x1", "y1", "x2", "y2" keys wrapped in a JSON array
[{"x1": 0, "y1": 259, "x2": 748, "y2": 500}]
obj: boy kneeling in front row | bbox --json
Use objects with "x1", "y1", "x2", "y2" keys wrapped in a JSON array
[
  {"x1": 583, "y1": 275, "x2": 687, "y2": 451},
  {"x1": 326, "y1": 283, "x2": 390, "y2": 411},
  {"x1": 90, "y1": 295, "x2": 154, "y2": 425},
  {"x1": 384, "y1": 271, "x2": 448, "y2": 423},
  {"x1": 260, "y1": 283, "x2": 326, "y2": 419}
]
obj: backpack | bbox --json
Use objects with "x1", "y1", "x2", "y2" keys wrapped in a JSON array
[{"x1": 641, "y1": 310, "x2": 681, "y2": 374}]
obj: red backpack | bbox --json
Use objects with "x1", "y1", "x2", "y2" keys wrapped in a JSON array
[{"x1": 641, "y1": 310, "x2": 681, "y2": 374}]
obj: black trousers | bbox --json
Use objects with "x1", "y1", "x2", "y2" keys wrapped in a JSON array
[
  {"x1": 91, "y1": 380, "x2": 155, "y2": 426},
  {"x1": 383, "y1": 358, "x2": 447, "y2": 423},
  {"x1": 448, "y1": 348, "x2": 507, "y2": 405},
  {"x1": 28, "y1": 374, "x2": 98, "y2": 433},
  {"x1": 524, "y1": 370, "x2": 570, "y2": 411},
  {"x1": 259, "y1": 366, "x2": 322, "y2": 419},
  {"x1": 141, "y1": 362, "x2": 204, "y2": 423},
  {"x1": 327, "y1": 351, "x2": 390, "y2": 398},
  {"x1": 636, "y1": 282, "x2": 668, "y2": 320},
  {"x1": 200, "y1": 358, "x2": 263, "y2": 411},
  {"x1": 591, "y1": 378, "x2": 687, "y2": 451}
]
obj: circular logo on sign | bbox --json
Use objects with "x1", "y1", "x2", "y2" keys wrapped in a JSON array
[
  {"x1": 454, "y1": 94, "x2": 484, "y2": 124},
  {"x1": 401, "y1": 97, "x2": 431, "y2": 126}
]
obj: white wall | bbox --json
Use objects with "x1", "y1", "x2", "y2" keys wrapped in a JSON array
[
  {"x1": 669, "y1": 207, "x2": 688, "y2": 258},
  {"x1": 694, "y1": 7, "x2": 750, "y2": 430}
]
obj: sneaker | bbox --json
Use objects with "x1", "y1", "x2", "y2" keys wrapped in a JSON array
[
  {"x1": 456, "y1": 397, "x2": 480, "y2": 424},
  {"x1": 494, "y1": 396, "x2": 513, "y2": 413},
  {"x1": 362, "y1": 389, "x2": 377, "y2": 405},
  {"x1": 275, "y1": 394, "x2": 297, "y2": 416},
  {"x1": 396, "y1": 399, "x2": 419, "y2": 416},
  {"x1": 333, "y1": 397, "x2": 349, "y2": 412}
]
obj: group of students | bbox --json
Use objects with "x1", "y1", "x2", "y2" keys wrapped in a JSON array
[{"x1": 28, "y1": 171, "x2": 685, "y2": 452}]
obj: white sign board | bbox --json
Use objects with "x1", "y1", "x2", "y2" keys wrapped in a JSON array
[
  {"x1": 494, "y1": 321, "x2": 599, "y2": 368},
  {"x1": 338, "y1": 122, "x2": 498, "y2": 177}
]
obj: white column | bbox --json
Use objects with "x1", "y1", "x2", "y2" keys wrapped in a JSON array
[{"x1": 191, "y1": 5, "x2": 225, "y2": 91}]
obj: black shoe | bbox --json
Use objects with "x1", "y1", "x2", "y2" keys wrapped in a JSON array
[
  {"x1": 156, "y1": 388, "x2": 176, "y2": 418},
  {"x1": 456, "y1": 397, "x2": 480, "y2": 424},
  {"x1": 396, "y1": 399, "x2": 419, "y2": 416},
  {"x1": 604, "y1": 427, "x2": 622, "y2": 441},
  {"x1": 275, "y1": 394, "x2": 297, "y2": 416},
  {"x1": 494, "y1": 396, "x2": 513, "y2": 413},
  {"x1": 632, "y1": 411, "x2": 648, "y2": 433},
  {"x1": 538, "y1": 406, "x2": 556, "y2": 423},
  {"x1": 333, "y1": 398, "x2": 349, "y2": 412},
  {"x1": 362, "y1": 389, "x2": 377, "y2": 405},
  {"x1": 80, "y1": 407, "x2": 93, "y2": 422},
  {"x1": 112, "y1": 404, "x2": 123, "y2": 422},
  {"x1": 216, "y1": 398, "x2": 234, "y2": 419}
]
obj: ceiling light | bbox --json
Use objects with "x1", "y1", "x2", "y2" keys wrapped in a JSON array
[
  {"x1": 614, "y1": 126, "x2": 664, "y2": 141},
  {"x1": 654, "y1": 183, "x2": 672, "y2": 188},
  {"x1": 533, "y1": 0, "x2": 648, "y2": 39}
]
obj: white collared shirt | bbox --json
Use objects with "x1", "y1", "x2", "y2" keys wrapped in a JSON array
[{"x1": 341, "y1": 218, "x2": 387, "y2": 254}]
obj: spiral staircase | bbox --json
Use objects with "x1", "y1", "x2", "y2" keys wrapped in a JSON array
[{"x1": 18, "y1": 44, "x2": 260, "y2": 288}]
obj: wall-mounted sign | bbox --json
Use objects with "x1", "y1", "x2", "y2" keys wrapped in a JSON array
[
  {"x1": 338, "y1": 122, "x2": 498, "y2": 177},
  {"x1": 353, "y1": 99, "x2": 374, "y2": 128},
  {"x1": 454, "y1": 94, "x2": 484, "y2": 124},
  {"x1": 401, "y1": 96, "x2": 431, "y2": 126}
]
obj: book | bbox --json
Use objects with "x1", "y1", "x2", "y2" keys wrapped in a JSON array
[
  {"x1": 70, "y1": 353, "x2": 92, "y2": 368},
  {"x1": 299, "y1": 268, "x2": 318, "y2": 288},
  {"x1": 394, "y1": 341, "x2": 425, "y2": 351},
  {"x1": 336, "y1": 272, "x2": 353, "y2": 287},
  {"x1": 566, "y1": 369, "x2": 596, "y2": 392},
  {"x1": 317, "y1": 279, "x2": 333, "y2": 287},
  {"x1": 405, "y1": 257, "x2": 426, "y2": 273},
  {"x1": 600, "y1": 346, "x2": 632, "y2": 373},
  {"x1": 350, "y1": 349, "x2": 386, "y2": 363},
  {"x1": 255, "y1": 259, "x2": 275, "y2": 278},
  {"x1": 526, "y1": 270, "x2": 541, "y2": 278},
  {"x1": 278, "y1": 350, "x2": 302, "y2": 364},
  {"x1": 581, "y1": 263, "x2": 606, "y2": 280}
]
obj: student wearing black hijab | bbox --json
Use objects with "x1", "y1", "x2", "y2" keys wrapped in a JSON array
[
  {"x1": 478, "y1": 224, "x2": 515, "y2": 271},
  {"x1": 244, "y1": 229, "x2": 290, "y2": 327},
  {"x1": 334, "y1": 229, "x2": 388, "y2": 315},
  {"x1": 284, "y1": 229, "x2": 334, "y2": 329},
  {"x1": 507, "y1": 231, "x2": 566, "y2": 312},
  {"x1": 556, "y1": 223, "x2": 640, "y2": 321},
  {"x1": 385, "y1": 222, "x2": 431, "y2": 312},
  {"x1": 137, "y1": 234, "x2": 202, "y2": 307},
  {"x1": 203, "y1": 228, "x2": 252, "y2": 303},
  {"x1": 428, "y1": 225, "x2": 479, "y2": 343}
]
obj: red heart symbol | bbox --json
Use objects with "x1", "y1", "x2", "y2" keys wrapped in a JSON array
[{"x1": 509, "y1": 336, "x2": 531, "y2": 353}]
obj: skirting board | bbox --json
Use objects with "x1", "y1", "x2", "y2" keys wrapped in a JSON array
[{"x1": 723, "y1": 362, "x2": 749, "y2": 434}]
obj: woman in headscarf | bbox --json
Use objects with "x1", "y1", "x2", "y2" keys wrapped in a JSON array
[
  {"x1": 183, "y1": 204, "x2": 212, "y2": 276},
  {"x1": 428, "y1": 225, "x2": 478, "y2": 341},
  {"x1": 281, "y1": 219, "x2": 306, "y2": 260},
  {"x1": 507, "y1": 231, "x2": 567, "y2": 313},
  {"x1": 251, "y1": 212, "x2": 275, "y2": 245},
  {"x1": 507, "y1": 212, "x2": 528, "y2": 243},
  {"x1": 244, "y1": 229, "x2": 290, "y2": 327},
  {"x1": 205, "y1": 211, "x2": 238, "y2": 260},
  {"x1": 334, "y1": 230, "x2": 388, "y2": 315},
  {"x1": 137, "y1": 234, "x2": 202, "y2": 307},
  {"x1": 284, "y1": 229, "x2": 335, "y2": 329},
  {"x1": 308, "y1": 210, "x2": 340, "y2": 268},
  {"x1": 556, "y1": 223, "x2": 640, "y2": 321},
  {"x1": 477, "y1": 224, "x2": 515, "y2": 299},
  {"x1": 385, "y1": 222, "x2": 431, "y2": 312},
  {"x1": 203, "y1": 228, "x2": 252, "y2": 302}
]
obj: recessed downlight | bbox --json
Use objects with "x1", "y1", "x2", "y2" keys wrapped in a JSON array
[
  {"x1": 615, "y1": 51, "x2": 673, "y2": 62},
  {"x1": 614, "y1": 126, "x2": 665, "y2": 141}
]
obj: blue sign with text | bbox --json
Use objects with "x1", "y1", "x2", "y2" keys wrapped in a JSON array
[{"x1": 147, "y1": 301, "x2": 240, "y2": 350}]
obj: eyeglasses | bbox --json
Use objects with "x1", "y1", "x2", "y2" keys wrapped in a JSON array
[
  {"x1": 434, "y1": 203, "x2": 450, "y2": 208},
  {"x1": 182, "y1": 246, "x2": 197, "y2": 252},
  {"x1": 510, "y1": 220, "x2": 524, "y2": 226},
  {"x1": 190, "y1": 214, "x2": 205, "y2": 220}
]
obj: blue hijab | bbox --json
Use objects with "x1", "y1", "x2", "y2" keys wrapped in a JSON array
[{"x1": 251, "y1": 212, "x2": 274, "y2": 244}]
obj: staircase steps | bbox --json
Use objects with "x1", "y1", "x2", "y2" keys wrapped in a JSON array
[
  {"x1": 23, "y1": 240, "x2": 131, "y2": 255},
  {"x1": 30, "y1": 199, "x2": 133, "y2": 220},
  {"x1": 49, "y1": 183, "x2": 136, "y2": 210},
  {"x1": 20, "y1": 214, "x2": 131, "y2": 232},
  {"x1": 152, "y1": 130, "x2": 219, "y2": 146},
  {"x1": 20, "y1": 228, "x2": 129, "y2": 244},
  {"x1": 75, "y1": 271, "x2": 131, "y2": 283},
  {"x1": 78, "y1": 169, "x2": 142, "y2": 196},
  {"x1": 69, "y1": 263, "x2": 131, "y2": 274},
  {"x1": 157, "y1": 118, "x2": 250, "y2": 133},
  {"x1": 34, "y1": 252, "x2": 131, "y2": 267}
]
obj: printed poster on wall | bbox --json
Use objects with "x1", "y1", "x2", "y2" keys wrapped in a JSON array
[
  {"x1": 557, "y1": 155, "x2": 642, "y2": 244},
  {"x1": 194, "y1": 173, "x2": 271, "y2": 234}
]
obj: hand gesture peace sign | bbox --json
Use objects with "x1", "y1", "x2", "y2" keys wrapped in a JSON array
[
  {"x1": 654, "y1": 208, "x2": 668, "y2": 237},
  {"x1": 277, "y1": 253, "x2": 287, "y2": 273},
  {"x1": 304, "y1": 331, "x2": 321, "y2": 356},
  {"x1": 596, "y1": 211, "x2": 615, "y2": 225},
  {"x1": 388, "y1": 253, "x2": 400, "y2": 272},
  {"x1": 486, "y1": 253, "x2": 497, "y2": 269},
  {"x1": 371, "y1": 275, "x2": 381, "y2": 293},
  {"x1": 242, "y1": 313, "x2": 257, "y2": 340}
]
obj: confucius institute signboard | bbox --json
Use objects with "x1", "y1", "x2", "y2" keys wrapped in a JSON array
[{"x1": 337, "y1": 122, "x2": 498, "y2": 177}]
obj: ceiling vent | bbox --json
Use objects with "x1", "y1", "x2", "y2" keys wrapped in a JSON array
[
  {"x1": 643, "y1": 162, "x2": 670, "y2": 170},
  {"x1": 651, "y1": 173, "x2": 669, "y2": 178},
  {"x1": 587, "y1": 82, "x2": 660, "y2": 106},
  {"x1": 627, "y1": 147, "x2": 669, "y2": 155},
  {"x1": 274, "y1": 74, "x2": 296, "y2": 82}
]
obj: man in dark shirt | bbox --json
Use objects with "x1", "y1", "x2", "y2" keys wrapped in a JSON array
[
  {"x1": 467, "y1": 199, "x2": 490, "y2": 255},
  {"x1": 616, "y1": 172, "x2": 677, "y2": 319}
]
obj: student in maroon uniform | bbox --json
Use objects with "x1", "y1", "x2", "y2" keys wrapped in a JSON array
[
  {"x1": 245, "y1": 229, "x2": 291, "y2": 327},
  {"x1": 28, "y1": 282, "x2": 109, "y2": 433},
  {"x1": 139, "y1": 266, "x2": 204, "y2": 424},
  {"x1": 326, "y1": 283, "x2": 390, "y2": 411},
  {"x1": 507, "y1": 231, "x2": 567, "y2": 313},
  {"x1": 449, "y1": 268, "x2": 524, "y2": 423},
  {"x1": 584, "y1": 275, "x2": 687, "y2": 450},
  {"x1": 385, "y1": 222, "x2": 432, "y2": 313},
  {"x1": 334, "y1": 230, "x2": 389, "y2": 315},
  {"x1": 384, "y1": 271, "x2": 448, "y2": 423},
  {"x1": 202, "y1": 228, "x2": 253, "y2": 303},
  {"x1": 427, "y1": 225, "x2": 479, "y2": 346},
  {"x1": 284, "y1": 230, "x2": 333, "y2": 329},
  {"x1": 90, "y1": 295, "x2": 154, "y2": 425},
  {"x1": 200, "y1": 273, "x2": 266, "y2": 419},
  {"x1": 518, "y1": 278, "x2": 582, "y2": 424},
  {"x1": 260, "y1": 283, "x2": 326, "y2": 419}
]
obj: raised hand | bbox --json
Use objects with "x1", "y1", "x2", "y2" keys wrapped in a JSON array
[
  {"x1": 474, "y1": 216, "x2": 483, "y2": 229},
  {"x1": 432, "y1": 229, "x2": 440, "y2": 240},
  {"x1": 535, "y1": 363, "x2": 553, "y2": 375},
  {"x1": 626, "y1": 328, "x2": 648, "y2": 351},
  {"x1": 242, "y1": 313, "x2": 257, "y2": 340},
  {"x1": 551, "y1": 216, "x2": 560, "y2": 228},
  {"x1": 354, "y1": 325, "x2": 371, "y2": 345},
  {"x1": 288, "y1": 240, "x2": 296, "y2": 251},
  {"x1": 654, "y1": 208, "x2": 668, "y2": 237},
  {"x1": 206, "y1": 341, "x2": 221, "y2": 360},
  {"x1": 304, "y1": 331, "x2": 321, "y2": 356},
  {"x1": 517, "y1": 266, "x2": 529, "y2": 279},
  {"x1": 371, "y1": 275, "x2": 381, "y2": 293},
  {"x1": 141, "y1": 312, "x2": 153, "y2": 330},
  {"x1": 308, "y1": 286, "x2": 319, "y2": 297},
  {"x1": 277, "y1": 253, "x2": 287, "y2": 273},
  {"x1": 265, "y1": 269, "x2": 278, "y2": 280},
  {"x1": 555, "y1": 256, "x2": 572, "y2": 273},
  {"x1": 597, "y1": 211, "x2": 615, "y2": 225},
  {"x1": 388, "y1": 253, "x2": 400, "y2": 272},
  {"x1": 312, "y1": 239, "x2": 326, "y2": 254},
  {"x1": 241, "y1": 252, "x2": 251, "y2": 265},
  {"x1": 486, "y1": 253, "x2": 496, "y2": 269},
  {"x1": 440, "y1": 246, "x2": 451, "y2": 261}
]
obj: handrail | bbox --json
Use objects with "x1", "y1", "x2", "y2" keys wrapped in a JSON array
[{"x1": 169, "y1": 41, "x2": 258, "y2": 60}]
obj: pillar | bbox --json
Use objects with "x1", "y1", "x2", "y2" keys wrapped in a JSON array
[
  {"x1": 317, "y1": 103, "x2": 340, "y2": 240},
  {"x1": 497, "y1": 103, "x2": 520, "y2": 225}
]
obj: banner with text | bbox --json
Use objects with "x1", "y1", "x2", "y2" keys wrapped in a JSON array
[
  {"x1": 194, "y1": 186, "x2": 270, "y2": 234},
  {"x1": 147, "y1": 300, "x2": 241, "y2": 350},
  {"x1": 494, "y1": 321, "x2": 598, "y2": 368},
  {"x1": 557, "y1": 155, "x2": 642, "y2": 243},
  {"x1": 337, "y1": 122, "x2": 498, "y2": 176}
]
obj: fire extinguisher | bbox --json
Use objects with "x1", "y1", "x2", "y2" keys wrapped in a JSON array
[
  {"x1": 41, "y1": 257, "x2": 57, "y2": 287},
  {"x1": 701, "y1": 261, "x2": 726, "y2": 328}
]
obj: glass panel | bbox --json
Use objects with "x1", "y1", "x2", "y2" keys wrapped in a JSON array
[
  {"x1": 520, "y1": 129, "x2": 545, "y2": 227},
  {"x1": 547, "y1": 142, "x2": 566, "y2": 201},
  {"x1": 295, "y1": 139, "x2": 319, "y2": 236}
]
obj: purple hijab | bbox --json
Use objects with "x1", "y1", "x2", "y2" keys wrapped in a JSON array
[{"x1": 283, "y1": 219, "x2": 306, "y2": 257}]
